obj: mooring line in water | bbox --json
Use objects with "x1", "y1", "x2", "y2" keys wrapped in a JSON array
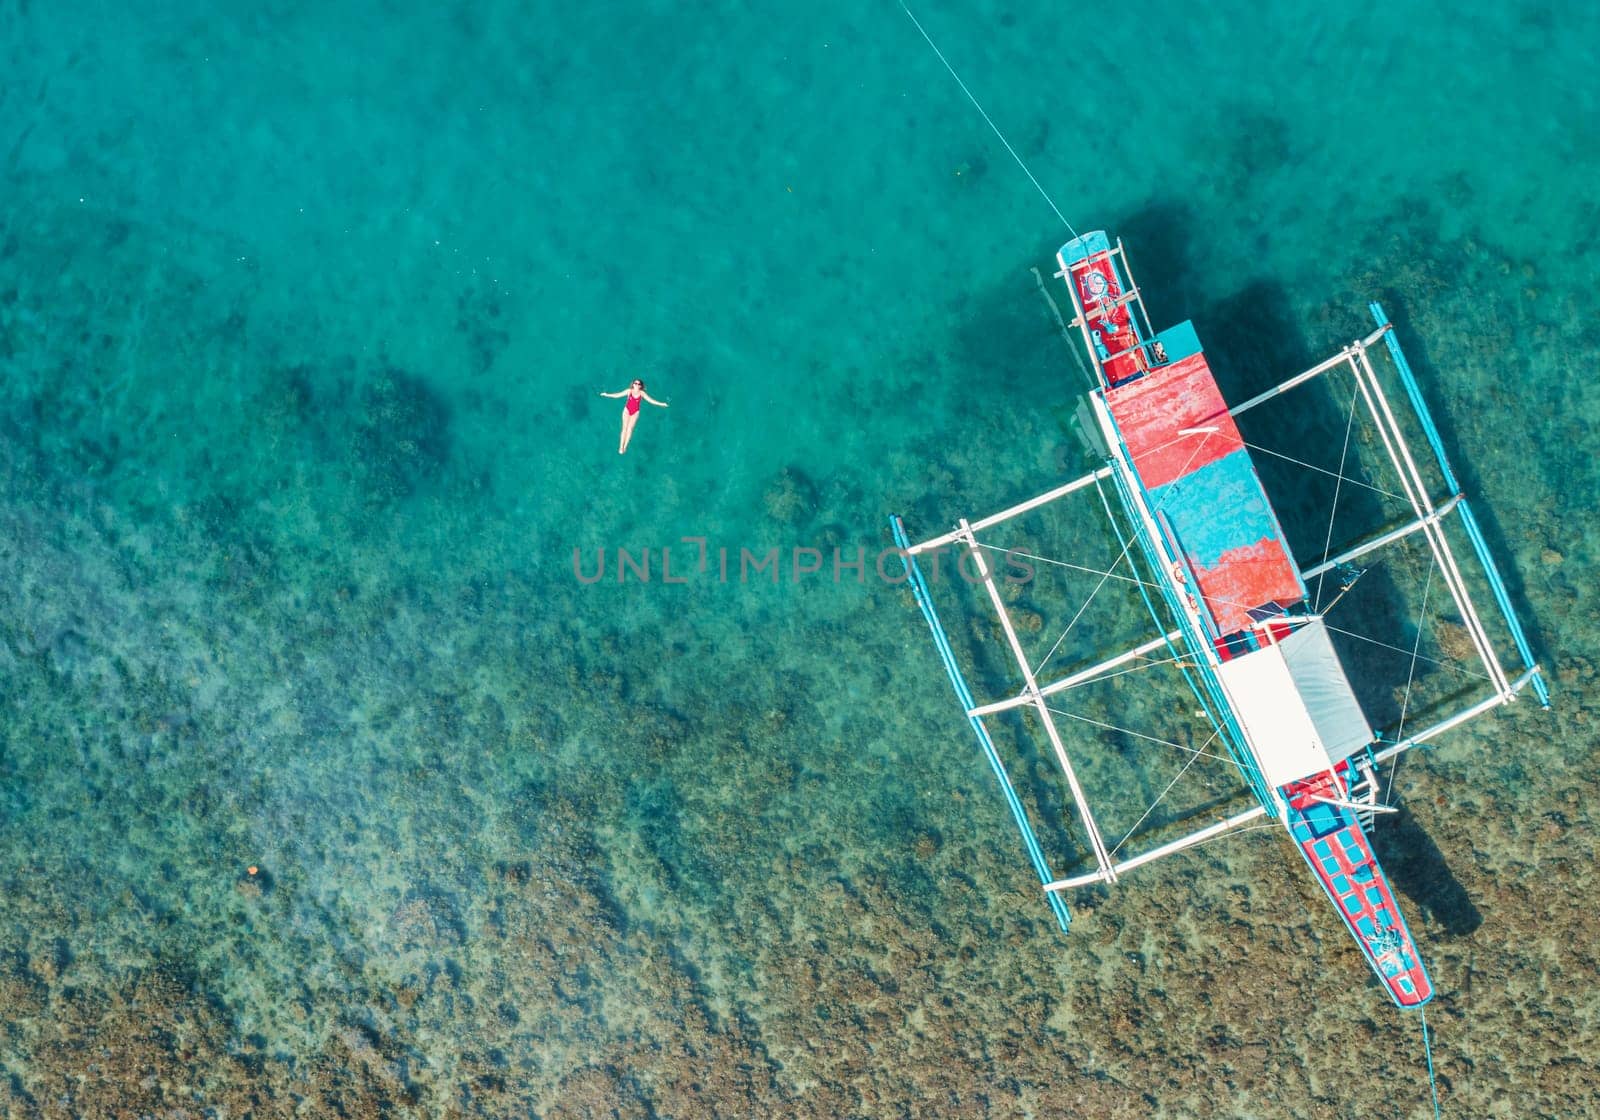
[
  {"x1": 899, "y1": 2, "x2": 1079, "y2": 238},
  {"x1": 1421, "y1": 1007, "x2": 1441, "y2": 1119}
]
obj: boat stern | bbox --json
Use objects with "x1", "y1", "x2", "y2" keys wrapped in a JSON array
[{"x1": 1283, "y1": 766, "x2": 1434, "y2": 1008}]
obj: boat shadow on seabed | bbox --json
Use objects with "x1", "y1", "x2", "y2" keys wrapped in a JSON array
[{"x1": 1372, "y1": 804, "x2": 1483, "y2": 937}]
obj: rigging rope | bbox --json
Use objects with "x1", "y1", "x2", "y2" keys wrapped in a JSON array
[
  {"x1": 900, "y1": 3, "x2": 1079, "y2": 238},
  {"x1": 1032, "y1": 433, "x2": 1220, "y2": 678},
  {"x1": 991, "y1": 524, "x2": 1384, "y2": 658},
  {"x1": 1043, "y1": 705, "x2": 1235, "y2": 766},
  {"x1": 1387, "y1": 560, "x2": 1436, "y2": 804},
  {"x1": 1176, "y1": 819, "x2": 1284, "y2": 856},
  {"x1": 1241, "y1": 438, "x2": 1404, "y2": 502},
  {"x1": 976, "y1": 541, "x2": 1156, "y2": 590},
  {"x1": 1109, "y1": 726, "x2": 1222, "y2": 857},
  {"x1": 1321, "y1": 620, "x2": 1486, "y2": 682},
  {"x1": 1026, "y1": 525, "x2": 1141, "y2": 678},
  {"x1": 1049, "y1": 655, "x2": 1191, "y2": 690},
  {"x1": 1314, "y1": 383, "x2": 1362, "y2": 611}
]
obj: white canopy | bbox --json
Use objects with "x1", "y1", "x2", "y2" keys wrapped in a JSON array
[{"x1": 1216, "y1": 618, "x2": 1374, "y2": 788}]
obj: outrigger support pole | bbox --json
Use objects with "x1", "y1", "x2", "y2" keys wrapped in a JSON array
[
  {"x1": 905, "y1": 467, "x2": 1113, "y2": 556},
  {"x1": 967, "y1": 628, "x2": 1183, "y2": 718},
  {"x1": 890, "y1": 516, "x2": 1074, "y2": 931},
  {"x1": 1348, "y1": 343, "x2": 1514, "y2": 700},
  {"x1": 1369, "y1": 303, "x2": 1551, "y2": 709},
  {"x1": 1226, "y1": 323, "x2": 1391, "y2": 418},
  {"x1": 1043, "y1": 804, "x2": 1270, "y2": 892},
  {"x1": 1374, "y1": 666, "x2": 1545, "y2": 764},
  {"x1": 956, "y1": 518, "x2": 1119, "y2": 883},
  {"x1": 1300, "y1": 495, "x2": 1464, "y2": 581}
]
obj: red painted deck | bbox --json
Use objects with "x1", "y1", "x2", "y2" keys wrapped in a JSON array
[
  {"x1": 1066, "y1": 254, "x2": 1143, "y2": 385},
  {"x1": 1191, "y1": 539, "x2": 1302, "y2": 634},
  {"x1": 1105, "y1": 352, "x2": 1240, "y2": 487},
  {"x1": 1284, "y1": 768, "x2": 1433, "y2": 1008},
  {"x1": 1104, "y1": 353, "x2": 1305, "y2": 635}
]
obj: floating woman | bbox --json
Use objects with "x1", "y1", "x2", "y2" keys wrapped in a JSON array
[{"x1": 599, "y1": 378, "x2": 668, "y2": 454}]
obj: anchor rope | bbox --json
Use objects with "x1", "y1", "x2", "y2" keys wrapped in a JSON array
[
  {"x1": 1421, "y1": 1007, "x2": 1441, "y2": 1120},
  {"x1": 900, "y1": 3, "x2": 1079, "y2": 238}
]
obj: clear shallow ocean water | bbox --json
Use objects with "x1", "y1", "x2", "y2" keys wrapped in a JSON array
[{"x1": 1, "y1": 1, "x2": 1596, "y2": 1116}]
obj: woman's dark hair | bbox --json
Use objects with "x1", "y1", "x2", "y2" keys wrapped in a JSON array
[{"x1": 633, "y1": 379, "x2": 645, "y2": 389}]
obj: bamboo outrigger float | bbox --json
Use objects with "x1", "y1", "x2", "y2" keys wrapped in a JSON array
[{"x1": 890, "y1": 231, "x2": 1549, "y2": 1010}]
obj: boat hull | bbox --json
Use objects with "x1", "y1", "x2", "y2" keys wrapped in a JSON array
[{"x1": 1283, "y1": 764, "x2": 1434, "y2": 1007}]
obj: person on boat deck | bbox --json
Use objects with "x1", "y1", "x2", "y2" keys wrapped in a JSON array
[
  {"x1": 599, "y1": 378, "x2": 668, "y2": 454},
  {"x1": 1080, "y1": 268, "x2": 1127, "y2": 337}
]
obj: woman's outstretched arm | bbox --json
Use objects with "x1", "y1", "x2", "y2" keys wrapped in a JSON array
[{"x1": 641, "y1": 391, "x2": 669, "y2": 407}]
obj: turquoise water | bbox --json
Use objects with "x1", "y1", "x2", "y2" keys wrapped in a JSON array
[{"x1": 2, "y1": 1, "x2": 1596, "y2": 1115}]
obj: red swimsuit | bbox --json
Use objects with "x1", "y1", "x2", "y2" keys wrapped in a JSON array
[{"x1": 625, "y1": 392, "x2": 642, "y2": 416}]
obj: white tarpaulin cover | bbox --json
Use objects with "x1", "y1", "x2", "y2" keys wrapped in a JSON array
[
  {"x1": 1215, "y1": 618, "x2": 1373, "y2": 788},
  {"x1": 1279, "y1": 617, "x2": 1374, "y2": 762}
]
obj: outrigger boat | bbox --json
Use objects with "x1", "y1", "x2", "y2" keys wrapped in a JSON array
[{"x1": 890, "y1": 230, "x2": 1549, "y2": 1009}]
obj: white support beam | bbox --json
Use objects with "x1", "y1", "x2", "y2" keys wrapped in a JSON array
[
  {"x1": 1350, "y1": 348, "x2": 1512, "y2": 698},
  {"x1": 1228, "y1": 324, "x2": 1391, "y2": 418},
  {"x1": 968, "y1": 629, "x2": 1185, "y2": 717},
  {"x1": 907, "y1": 467, "x2": 1113, "y2": 555},
  {"x1": 1299, "y1": 493, "x2": 1463, "y2": 580},
  {"x1": 1043, "y1": 804, "x2": 1271, "y2": 892},
  {"x1": 1372, "y1": 666, "x2": 1540, "y2": 764},
  {"x1": 959, "y1": 518, "x2": 1118, "y2": 882}
]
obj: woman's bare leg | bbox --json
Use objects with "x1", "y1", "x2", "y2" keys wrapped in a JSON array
[{"x1": 620, "y1": 410, "x2": 639, "y2": 453}]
